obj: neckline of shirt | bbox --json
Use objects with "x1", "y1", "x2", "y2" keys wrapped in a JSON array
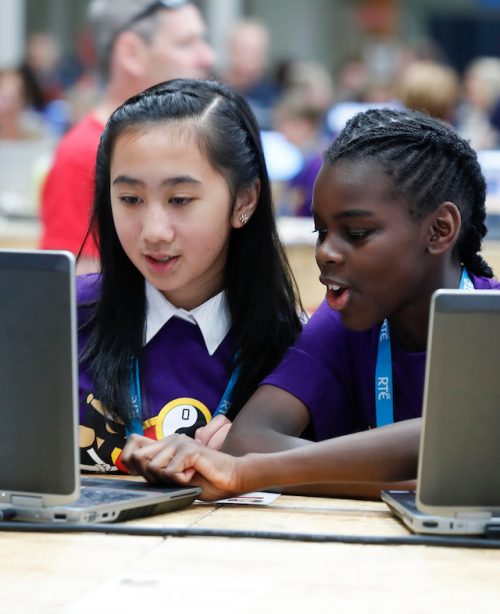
[{"x1": 144, "y1": 282, "x2": 231, "y2": 355}]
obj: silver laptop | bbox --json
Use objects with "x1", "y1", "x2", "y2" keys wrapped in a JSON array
[
  {"x1": 0, "y1": 249, "x2": 200, "y2": 523},
  {"x1": 382, "y1": 289, "x2": 500, "y2": 535}
]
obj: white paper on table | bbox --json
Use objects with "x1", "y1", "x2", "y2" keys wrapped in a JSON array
[{"x1": 214, "y1": 491, "x2": 280, "y2": 505}]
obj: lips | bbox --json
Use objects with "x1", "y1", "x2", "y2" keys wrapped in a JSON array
[
  {"x1": 144, "y1": 253, "x2": 179, "y2": 272},
  {"x1": 146, "y1": 254, "x2": 175, "y2": 263},
  {"x1": 320, "y1": 277, "x2": 351, "y2": 312}
]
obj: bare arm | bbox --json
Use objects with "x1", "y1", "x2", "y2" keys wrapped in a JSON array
[
  {"x1": 222, "y1": 385, "x2": 313, "y2": 454},
  {"x1": 235, "y1": 418, "x2": 420, "y2": 497},
  {"x1": 122, "y1": 418, "x2": 420, "y2": 500},
  {"x1": 222, "y1": 384, "x2": 420, "y2": 496}
]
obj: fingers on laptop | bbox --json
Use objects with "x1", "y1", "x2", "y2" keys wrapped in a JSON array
[{"x1": 122, "y1": 433, "x2": 198, "y2": 484}]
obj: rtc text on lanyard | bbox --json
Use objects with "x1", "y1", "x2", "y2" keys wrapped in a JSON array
[{"x1": 374, "y1": 268, "x2": 474, "y2": 427}]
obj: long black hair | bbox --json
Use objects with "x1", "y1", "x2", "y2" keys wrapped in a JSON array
[
  {"x1": 325, "y1": 107, "x2": 492, "y2": 278},
  {"x1": 80, "y1": 78, "x2": 303, "y2": 423}
]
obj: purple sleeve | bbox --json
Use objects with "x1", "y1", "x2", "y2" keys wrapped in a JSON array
[
  {"x1": 262, "y1": 301, "x2": 361, "y2": 440},
  {"x1": 76, "y1": 273, "x2": 102, "y2": 304},
  {"x1": 76, "y1": 274, "x2": 101, "y2": 399},
  {"x1": 471, "y1": 273, "x2": 500, "y2": 289}
]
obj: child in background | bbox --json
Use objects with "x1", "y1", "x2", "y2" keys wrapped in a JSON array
[
  {"x1": 122, "y1": 108, "x2": 500, "y2": 499},
  {"x1": 397, "y1": 60, "x2": 460, "y2": 124},
  {"x1": 273, "y1": 91, "x2": 327, "y2": 217},
  {"x1": 78, "y1": 78, "x2": 303, "y2": 472}
]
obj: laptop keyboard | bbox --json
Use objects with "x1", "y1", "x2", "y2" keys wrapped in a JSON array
[{"x1": 70, "y1": 487, "x2": 144, "y2": 508}]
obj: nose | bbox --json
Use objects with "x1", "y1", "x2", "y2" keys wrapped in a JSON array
[
  {"x1": 198, "y1": 40, "x2": 216, "y2": 71},
  {"x1": 141, "y1": 204, "x2": 175, "y2": 245},
  {"x1": 315, "y1": 235, "x2": 345, "y2": 269}
]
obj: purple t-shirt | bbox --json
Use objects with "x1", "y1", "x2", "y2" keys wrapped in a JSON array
[
  {"x1": 77, "y1": 274, "x2": 235, "y2": 472},
  {"x1": 262, "y1": 274, "x2": 500, "y2": 441}
]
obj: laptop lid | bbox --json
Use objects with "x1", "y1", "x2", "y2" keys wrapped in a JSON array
[
  {"x1": 0, "y1": 250, "x2": 79, "y2": 508},
  {"x1": 0, "y1": 250, "x2": 201, "y2": 523},
  {"x1": 416, "y1": 289, "x2": 500, "y2": 517}
]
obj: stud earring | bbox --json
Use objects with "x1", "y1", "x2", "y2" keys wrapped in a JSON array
[{"x1": 239, "y1": 212, "x2": 249, "y2": 225}]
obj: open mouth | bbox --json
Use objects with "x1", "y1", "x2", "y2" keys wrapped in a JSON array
[
  {"x1": 146, "y1": 253, "x2": 177, "y2": 262},
  {"x1": 149, "y1": 255, "x2": 175, "y2": 263},
  {"x1": 328, "y1": 284, "x2": 347, "y2": 298},
  {"x1": 145, "y1": 254, "x2": 179, "y2": 270},
  {"x1": 326, "y1": 283, "x2": 350, "y2": 311}
]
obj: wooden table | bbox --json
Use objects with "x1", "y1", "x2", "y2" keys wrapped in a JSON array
[{"x1": 1, "y1": 494, "x2": 499, "y2": 614}]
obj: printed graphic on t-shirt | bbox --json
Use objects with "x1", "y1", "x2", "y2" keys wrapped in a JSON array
[
  {"x1": 148, "y1": 397, "x2": 212, "y2": 439},
  {"x1": 80, "y1": 393, "x2": 211, "y2": 473}
]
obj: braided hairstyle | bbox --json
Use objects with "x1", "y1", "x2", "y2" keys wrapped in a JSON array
[{"x1": 325, "y1": 108, "x2": 493, "y2": 278}]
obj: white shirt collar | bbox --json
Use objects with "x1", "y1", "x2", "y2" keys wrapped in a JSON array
[{"x1": 144, "y1": 282, "x2": 231, "y2": 355}]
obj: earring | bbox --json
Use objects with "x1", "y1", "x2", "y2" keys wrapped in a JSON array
[{"x1": 239, "y1": 213, "x2": 249, "y2": 225}]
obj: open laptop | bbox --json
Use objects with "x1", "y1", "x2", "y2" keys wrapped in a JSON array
[
  {"x1": 382, "y1": 289, "x2": 500, "y2": 535},
  {"x1": 0, "y1": 249, "x2": 200, "y2": 523}
]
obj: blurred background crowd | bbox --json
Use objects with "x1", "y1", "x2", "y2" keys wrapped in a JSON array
[{"x1": 2, "y1": 0, "x2": 500, "y2": 255}]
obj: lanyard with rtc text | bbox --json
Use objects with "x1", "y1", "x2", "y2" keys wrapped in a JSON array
[
  {"x1": 126, "y1": 357, "x2": 241, "y2": 436},
  {"x1": 374, "y1": 268, "x2": 474, "y2": 427}
]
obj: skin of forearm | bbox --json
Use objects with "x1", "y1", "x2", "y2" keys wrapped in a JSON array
[
  {"x1": 223, "y1": 426, "x2": 312, "y2": 456},
  {"x1": 223, "y1": 387, "x2": 312, "y2": 455},
  {"x1": 278, "y1": 480, "x2": 417, "y2": 499},
  {"x1": 234, "y1": 419, "x2": 421, "y2": 496}
]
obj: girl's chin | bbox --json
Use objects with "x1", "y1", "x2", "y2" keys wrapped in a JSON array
[{"x1": 337, "y1": 305, "x2": 377, "y2": 332}]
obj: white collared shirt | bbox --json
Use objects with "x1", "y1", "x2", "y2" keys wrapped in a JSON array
[{"x1": 144, "y1": 282, "x2": 231, "y2": 356}]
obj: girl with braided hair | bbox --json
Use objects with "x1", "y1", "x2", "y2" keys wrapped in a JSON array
[
  {"x1": 123, "y1": 107, "x2": 500, "y2": 500},
  {"x1": 78, "y1": 78, "x2": 303, "y2": 473}
]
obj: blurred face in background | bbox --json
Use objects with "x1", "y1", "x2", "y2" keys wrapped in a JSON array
[
  {"x1": 228, "y1": 21, "x2": 269, "y2": 87},
  {"x1": 142, "y1": 4, "x2": 215, "y2": 88},
  {"x1": 0, "y1": 71, "x2": 25, "y2": 119}
]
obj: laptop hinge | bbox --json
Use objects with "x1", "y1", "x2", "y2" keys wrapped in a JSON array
[{"x1": 12, "y1": 495, "x2": 43, "y2": 508}]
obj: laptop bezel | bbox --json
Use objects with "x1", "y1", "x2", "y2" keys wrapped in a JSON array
[
  {"x1": 416, "y1": 288, "x2": 500, "y2": 518},
  {"x1": 0, "y1": 249, "x2": 80, "y2": 510},
  {"x1": 0, "y1": 249, "x2": 202, "y2": 524}
]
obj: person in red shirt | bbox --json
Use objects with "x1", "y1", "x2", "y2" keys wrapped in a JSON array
[{"x1": 40, "y1": 0, "x2": 215, "y2": 273}]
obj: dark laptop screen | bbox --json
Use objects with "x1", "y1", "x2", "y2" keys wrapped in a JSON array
[{"x1": 0, "y1": 251, "x2": 77, "y2": 496}]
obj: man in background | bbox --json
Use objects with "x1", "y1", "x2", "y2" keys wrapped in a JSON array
[
  {"x1": 220, "y1": 18, "x2": 279, "y2": 130},
  {"x1": 39, "y1": 0, "x2": 215, "y2": 272}
]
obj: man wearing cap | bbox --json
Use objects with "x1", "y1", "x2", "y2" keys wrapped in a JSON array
[{"x1": 39, "y1": 0, "x2": 215, "y2": 272}]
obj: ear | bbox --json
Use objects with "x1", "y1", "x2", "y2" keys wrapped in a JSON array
[
  {"x1": 113, "y1": 31, "x2": 148, "y2": 79},
  {"x1": 425, "y1": 201, "x2": 462, "y2": 256},
  {"x1": 231, "y1": 179, "x2": 260, "y2": 228}
]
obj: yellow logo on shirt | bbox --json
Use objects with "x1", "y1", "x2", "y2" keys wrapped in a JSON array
[{"x1": 150, "y1": 397, "x2": 212, "y2": 439}]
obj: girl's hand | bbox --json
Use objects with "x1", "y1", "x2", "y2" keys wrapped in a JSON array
[
  {"x1": 122, "y1": 433, "x2": 244, "y2": 500},
  {"x1": 121, "y1": 434, "x2": 184, "y2": 484},
  {"x1": 195, "y1": 415, "x2": 232, "y2": 450}
]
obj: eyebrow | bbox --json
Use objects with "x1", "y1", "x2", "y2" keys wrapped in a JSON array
[
  {"x1": 111, "y1": 175, "x2": 202, "y2": 187},
  {"x1": 333, "y1": 209, "x2": 375, "y2": 220}
]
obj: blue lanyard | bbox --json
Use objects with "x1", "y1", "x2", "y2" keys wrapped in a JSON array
[
  {"x1": 127, "y1": 358, "x2": 144, "y2": 436},
  {"x1": 126, "y1": 357, "x2": 241, "y2": 436},
  {"x1": 374, "y1": 268, "x2": 473, "y2": 427},
  {"x1": 212, "y1": 360, "x2": 241, "y2": 418}
]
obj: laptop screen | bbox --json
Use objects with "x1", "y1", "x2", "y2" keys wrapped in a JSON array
[
  {"x1": 418, "y1": 290, "x2": 500, "y2": 509},
  {"x1": 0, "y1": 251, "x2": 78, "y2": 497}
]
